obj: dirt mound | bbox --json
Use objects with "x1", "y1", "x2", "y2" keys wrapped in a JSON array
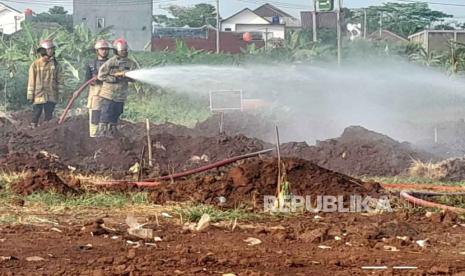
[
  {"x1": 281, "y1": 126, "x2": 438, "y2": 177},
  {"x1": 2, "y1": 115, "x2": 267, "y2": 175},
  {"x1": 0, "y1": 152, "x2": 70, "y2": 172},
  {"x1": 194, "y1": 112, "x2": 275, "y2": 141},
  {"x1": 10, "y1": 170, "x2": 80, "y2": 196},
  {"x1": 149, "y1": 157, "x2": 383, "y2": 207},
  {"x1": 0, "y1": 116, "x2": 17, "y2": 157}
]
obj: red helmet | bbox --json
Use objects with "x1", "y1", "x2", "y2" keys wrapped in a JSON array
[
  {"x1": 38, "y1": 39, "x2": 56, "y2": 50},
  {"x1": 94, "y1": 39, "x2": 111, "y2": 50},
  {"x1": 113, "y1": 38, "x2": 128, "y2": 51}
]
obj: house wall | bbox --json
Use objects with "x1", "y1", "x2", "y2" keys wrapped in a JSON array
[
  {"x1": 221, "y1": 9, "x2": 269, "y2": 32},
  {"x1": 235, "y1": 24, "x2": 285, "y2": 39},
  {"x1": 0, "y1": 7, "x2": 23, "y2": 34},
  {"x1": 73, "y1": 0, "x2": 152, "y2": 51},
  {"x1": 152, "y1": 29, "x2": 264, "y2": 54},
  {"x1": 428, "y1": 32, "x2": 454, "y2": 53}
]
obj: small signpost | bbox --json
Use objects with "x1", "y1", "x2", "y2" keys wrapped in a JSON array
[
  {"x1": 209, "y1": 90, "x2": 243, "y2": 134},
  {"x1": 317, "y1": 0, "x2": 334, "y2": 11}
]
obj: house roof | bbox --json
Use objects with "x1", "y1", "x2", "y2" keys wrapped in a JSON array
[
  {"x1": 254, "y1": 3, "x2": 296, "y2": 20},
  {"x1": 368, "y1": 30, "x2": 408, "y2": 42},
  {"x1": 408, "y1": 29, "x2": 465, "y2": 39},
  {"x1": 0, "y1": 2, "x2": 21, "y2": 14},
  {"x1": 221, "y1": 8, "x2": 271, "y2": 24}
]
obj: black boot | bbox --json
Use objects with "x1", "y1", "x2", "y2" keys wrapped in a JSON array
[
  {"x1": 108, "y1": 123, "x2": 118, "y2": 138},
  {"x1": 95, "y1": 123, "x2": 108, "y2": 137}
]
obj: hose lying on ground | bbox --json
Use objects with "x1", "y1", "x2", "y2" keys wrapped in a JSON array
[
  {"x1": 400, "y1": 190, "x2": 465, "y2": 213},
  {"x1": 58, "y1": 76, "x2": 97, "y2": 124},
  {"x1": 93, "y1": 148, "x2": 274, "y2": 186}
]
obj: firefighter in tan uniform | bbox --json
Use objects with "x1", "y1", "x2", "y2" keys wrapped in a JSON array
[
  {"x1": 97, "y1": 38, "x2": 137, "y2": 137},
  {"x1": 27, "y1": 40, "x2": 64, "y2": 127},
  {"x1": 85, "y1": 39, "x2": 111, "y2": 137}
]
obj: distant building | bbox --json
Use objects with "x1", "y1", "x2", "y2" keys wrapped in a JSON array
[
  {"x1": 0, "y1": 2, "x2": 25, "y2": 34},
  {"x1": 408, "y1": 30, "x2": 465, "y2": 53},
  {"x1": 301, "y1": 11, "x2": 340, "y2": 30},
  {"x1": 368, "y1": 30, "x2": 408, "y2": 44},
  {"x1": 221, "y1": 8, "x2": 286, "y2": 40},
  {"x1": 253, "y1": 3, "x2": 301, "y2": 29},
  {"x1": 73, "y1": 0, "x2": 152, "y2": 51},
  {"x1": 152, "y1": 26, "x2": 264, "y2": 54}
]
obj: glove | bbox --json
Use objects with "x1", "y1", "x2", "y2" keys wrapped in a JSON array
[{"x1": 113, "y1": 71, "x2": 126, "y2": 78}]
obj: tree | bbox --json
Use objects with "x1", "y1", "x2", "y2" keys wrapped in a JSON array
[
  {"x1": 32, "y1": 6, "x2": 73, "y2": 30},
  {"x1": 349, "y1": 2, "x2": 452, "y2": 38},
  {"x1": 48, "y1": 6, "x2": 68, "y2": 15},
  {"x1": 153, "y1": 4, "x2": 217, "y2": 27}
]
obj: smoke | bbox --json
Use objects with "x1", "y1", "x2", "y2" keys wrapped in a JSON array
[{"x1": 126, "y1": 62, "x2": 465, "y2": 144}]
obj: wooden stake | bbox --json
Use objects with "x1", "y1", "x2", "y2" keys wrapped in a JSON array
[
  {"x1": 146, "y1": 119, "x2": 153, "y2": 167},
  {"x1": 137, "y1": 145, "x2": 146, "y2": 182},
  {"x1": 275, "y1": 125, "x2": 281, "y2": 196}
]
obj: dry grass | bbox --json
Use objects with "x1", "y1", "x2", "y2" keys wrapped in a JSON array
[{"x1": 408, "y1": 159, "x2": 447, "y2": 180}]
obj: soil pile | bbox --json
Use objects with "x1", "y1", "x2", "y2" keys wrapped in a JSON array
[
  {"x1": 10, "y1": 170, "x2": 80, "y2": 196},
  {"x1": 0, "y1": 151, "x2": 70, "y2": 172},
  {"x1": 2, "y1": 116, "x2": 268, "y2": 174},
  {"x1": 194, "y1": 112, "x2": 275, "y2": 142},
  {"x1": 0, "y1": 116, "x2": 17, "y2": 156},
  {"x1": 281, "y1": 126, "x2": 438, "y2": 176},
  {"x1": 416, "y1": 119, "x2": 465, "y2": 158},
  {"x1": 149, "y1": 157, "x2": 383, "y2": 207}
]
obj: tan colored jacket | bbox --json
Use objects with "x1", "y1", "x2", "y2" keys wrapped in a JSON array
[
  {"x1": 97, "y1": 55, "x2": 137, "y2": 102},
  {"x1": 27, "y1": 57, "x2": 64, "y2": 105}
]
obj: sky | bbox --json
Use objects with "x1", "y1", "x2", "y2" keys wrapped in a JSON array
[{"x1": 1, "y1": 0, "x2": 464, "y2": 19}]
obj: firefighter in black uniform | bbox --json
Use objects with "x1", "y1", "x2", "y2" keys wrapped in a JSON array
[{"x1": 85, "y1": 39, "x2": 111, "y2": 137}]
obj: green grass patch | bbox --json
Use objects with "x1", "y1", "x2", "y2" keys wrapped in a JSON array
[
  {"x1": 25, "y1": 191, "x2": 150, "y2": 209},
  {"x1": 124, "y1": 92, "x2": 210, "y2": 127},
  {"x1": 174, "y1": 204, "x2": 260, "y2": 223},
  {"x1": 0, "y1": 214, "x2": 18, "y2": 224},
  {"x1": 429, "y1": 195, "x2": 465, "y2": 209},
  {"x1": 366, "y1": 176, "x2": 465, "y2": 187}
]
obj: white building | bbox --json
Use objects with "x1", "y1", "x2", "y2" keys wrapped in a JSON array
[
  {"x1": 0, "y1": 2, "x2": 25, "y2": 35},
  {"x1": 221, "y1": 8, "x2": 286, "y2": 40},
  {"x1": 73, "y1": 0, "x2": 153, "y2": 51}
]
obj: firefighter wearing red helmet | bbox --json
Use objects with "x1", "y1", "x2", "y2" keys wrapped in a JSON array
[
  {"x1": 27, "y1": 39, "x2": 64, "y2": 127},
  {"x1": 97, "y1": 38, "x2": 137, "y2": 137},
  {"x1": 85, "y1": 39, "x2": 112, "y2": 137}
]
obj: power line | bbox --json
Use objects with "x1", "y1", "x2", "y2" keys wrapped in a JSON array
[
  {"x1": 0, "y1": 0, "x2": 176, "y2": 7},
  {"x1": 396, "y1": 0, "x2": 465, "y2": 7},
  {"x1": 234, "y1": 0, "x2": 310, "y2": 10}
]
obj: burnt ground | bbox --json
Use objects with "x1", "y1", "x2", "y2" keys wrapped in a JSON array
[
  {"x1": 0, "y1": 113, "x2": 441, "y2": 178},
  {"x1": 149, "y1": 157, "x2": 383, "y2": 208},
  {"x1": 281, "y1": 126, "x2": 438, "y2": 177},
  {"x1": 0, "y1": 211, "x2": 464, "y2": 275},
  {"x1": 1, "y1": 113, "x2": 465, "y2": 274}
]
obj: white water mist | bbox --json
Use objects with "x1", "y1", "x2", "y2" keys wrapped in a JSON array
[{"x1": 126, "y1": 63, "x2": 465, "y2": 144}]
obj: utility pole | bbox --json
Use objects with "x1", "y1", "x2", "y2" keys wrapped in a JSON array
[
  {"x1": 216, "y1": 0, "x2": 220, "y2": 54},
  {"x1": 363, "y1": 9, "x2": 367, "y2": 39},
  {"x1": 379, "y1": 11, "x2": 383, "y2": 38},
  {"x1": 337, "y1": 0, "x2": 342, "y2": 65},
  {"x1": 312, "y1": 0, "x2": 317, "y2": 42}
]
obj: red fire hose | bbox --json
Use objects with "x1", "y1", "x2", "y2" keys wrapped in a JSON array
[
  {"x1": 151, "y1": 148, "x2": 274, "y2": 182},
  {"x1": 93, "y1": 148, "x2": 274, "y2": 186},
  {"x1": 58, "y1": 76, "x2": 97, "y2": 124},
  {"x1": 400, "y1": 190, "x2": 465, "y2": 213}
]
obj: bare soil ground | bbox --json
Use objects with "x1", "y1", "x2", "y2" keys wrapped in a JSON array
[
  {"x1": 1, "y1": 112, "x2": 465, "y2": 275},
  {"x1": 0, "y1": 211, "x2": 464, "y2": 275},
  {"x1": 1, "y1": 113, "x2": 439, "y2": 178}
]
